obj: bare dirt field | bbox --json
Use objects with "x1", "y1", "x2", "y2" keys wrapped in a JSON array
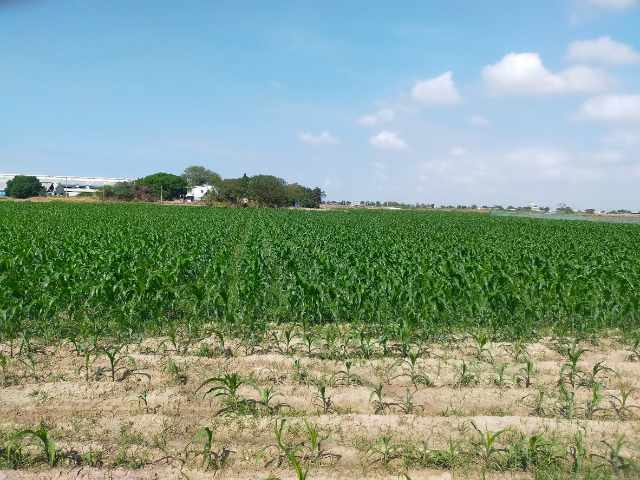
[{"x1": 1, "y1": 332, "x2": 640, "y2": 479}]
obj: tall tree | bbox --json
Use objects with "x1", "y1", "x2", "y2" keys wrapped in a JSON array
[
  {"x1": 137, "y1": 173, "x2": 187, "y2": 200},
  {"x1": 250, "y1": 175, "x2": 287, "y2": 207},
  {"x1": 181, "y1": 166, "x2": 222, "y2": 187},
  {"x1": 5, "y1": 175, "x2": 46, "y2": 198}
]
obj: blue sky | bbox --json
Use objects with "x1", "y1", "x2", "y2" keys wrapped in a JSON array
[{"x1": 1, "y1": 0, "x2": 639, "y2": 209}]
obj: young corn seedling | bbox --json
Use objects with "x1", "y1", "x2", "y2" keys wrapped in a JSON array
[
  {"x1": 611, "y1": 387, "x2": 640, "y2": 418},
  {"x1": 506, "y1": 339, "x2": 528, "y2": 362},
  {"x1": 156, "y1": 323, "x2": 180, "y2": 354},
  {"x1": 1, "y1": 353, "x2": 9, "y2": 386},
  {"x1": 470, "y1": 420, "x2": 509, "y2": 471},
  {"x1": 77, "y1": 344, "x2": 95, "y2": 381},
  {"x1": 378, "y1": 334, "x2": 391, "y2": 357},
  {"x1": 275, "y1": 328, "x2": 299, "y2": 356},
  {"x1": 290, "y1": 359, "x2": 309, "y2": 385},
  {"x1": 323, "y1": 327, "x2": 339, "y2": 359},
  {"x1": 332, "y1": 361, "x2": 362, "y2": 387},
  {"x1": 414, "y1": 440, "x2": 430, "y2": 467},
  {"x1": 431, "y1": 437, "x2": 464, "y2": 469},
  {"x1": 599, "y1": 434, "x2": 640, "y2": 473},
  {"x1": 369, "y1": 384, "x2": 388, "y2": 414},
  {"x1": 359, "y1": 329, "x2": 374, "y2": 359},
  {"x1": 97, "y1": 344, "x2": 136, "y2": 382},
  {"x1": 396, "y1": 330, "x2": 414, "y2": 359},
  {"x1": 494, "y1": 363, "x2": 507, "y2": 389},
  {"x1": 18, "y1": 352, "x2": 36, "y2": 380},
  {"x1": 580, "y1": 361, "x2": 615, "y2": 388},
  {"x1": 557, "y1": 386, "x2": 580, "y2": 420},
  {"x1": 522, "y1": 389, "x2": 552, "y2": 417},
  {"x1": 454, "y1": 360, "x2": 479, "y2": 388},
  {"x1": 302, "y1": 333, "x2": 318, "y2": 356},
  {"x1": 585, "y1": 382, "x2": 612, "y2": 419},
  {"x1": 185, "y1": 426, "x2": 224, "y2": 471},
  {"x1": 510, "y1": 434, "x2": 560, "y2": 470},
  {"x1": 59, "y1": 328, "x2": 87, "y2": 356},
  {"x1": 253, "y1": 385, "x2": 285, "y2": 414},
  {"x1": 262, "y1": 419, "x2": 308, "y2": 480},
  {"x1": 401, "y1": 352, "x2": 432, "y2": 387},
  {"x1": 212, "y1": 330, "x2": 235, "y2": 358},
  {"x1": 628, "y1": 333, "x2": 640, "y2": 362},
  {"x1": 371, "y1": 435, "x2": 401, "y2": 467},
  {"x1": 136, "y1": 389, "x2": 149, "y2": 413},
  {"x1": 18, "y1": 329, "x2": 32, "y2": 356},
  {"x1": 391, "y1": 388, "x2": 421, "y2": 414},
  {"x1": 560, "y1": 342, "x2": 589, "y2": 388},
  {"x1": 7, "y1": 425, "x2": 56, "y2": 467},
  {"x1": 197, "y1": 372, "x2": 248, "y2": 411},
  {"x1": 163, "y1": 357, "x2": 188, "y2": 385},
  {"x1": 470, "y1": 332, "x2": 492, "y2": 362},
  {"x1": 570, "y1": 430, "x2": 586, "y2": 473},
  {"x1": 516, "y1": 359, "x2": 534, "y2": 388},
  {"x1": 303, "y1": 418, "x2": 331, "y2": 460},
  {"x1": 313, "y1": 383, "x2": 332, "y2": 413}
]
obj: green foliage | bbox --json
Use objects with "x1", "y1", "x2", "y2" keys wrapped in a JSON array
[
  {"x1": 197, "y1": 372, "x2": 247, "y2": 410},
  {"x1": 181, "y1": 166, "x2": 222, "y2": 188},
  {"x1": 469, "y1": 420, "x2": 509, "y2": 469},
  {"x1": 5, "y1": 175, "x2": 46, "y2": 198},
  {"x1": 2, "y1": 204, "x2": 640, "y2": 343},
  {"x1": 262, "y1": 419, "x2": 309, "y2": 480},
  {"x1": 137, "y1": 172, "x2": 187, "y2": 200},
  {"x1": 7, "y1": 425, "x2": 56, "y2": 466},
  {"x1": 97, "y1": 344, "x2": 136, "y2": 382}
]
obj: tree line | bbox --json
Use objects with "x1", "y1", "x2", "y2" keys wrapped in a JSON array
[{"x1": 3, "y1": 167, "x2": 325, "y2": 208}]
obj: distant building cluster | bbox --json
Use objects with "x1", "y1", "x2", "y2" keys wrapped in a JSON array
[{"x1": 0, "y1": 174, "x2": 132, "y2": 197}]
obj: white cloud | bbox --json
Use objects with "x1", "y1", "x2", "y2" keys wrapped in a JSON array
[
  {"x1": 573, "y1": 95, "x2": 640, "y2": 122},
  {"x1": 411, "y1": 72, "x2": 462, "y2": 104},
  {"x1": 565, "y1": 37, "x2": 640, "y2": 65},
  {"x1": 481, "y1": 53, "x2": 614, "y2": 96},
  {"x1": 370, "y1": 131, "x2": 409, "y2": 150},
  {"x1": 419, "y1": 147, "x2": 613, "y2": 186},
  {"x1": 469, "y1": 115, "x2": 492, "y2": 126},
  {"x1": 359, "y1": 109, "x2": 396, "y2": 126},
  {"x1": 451, "y1": 147, "x2": 468, "y2": 157},
  {"x1": 601, "y1": 129, "x2": 640, "y2": 146},
  {"x1": 582, "y1": 0, "x2": 637, "y2": 9},
  {"x1": 298, "y1": 131, "x2": 340, "y2": 146}
]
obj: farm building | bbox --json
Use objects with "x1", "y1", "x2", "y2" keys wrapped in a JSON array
[
  {"x1": 185, "y1": 185, "x2": 216, "y2": 202},
  {"x1": 0, "y1": 174, "x2": 132, "y2": 197}
]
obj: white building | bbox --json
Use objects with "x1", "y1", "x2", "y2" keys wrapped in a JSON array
[
  {"x1": 0, "y1": 174, "x2": 132, "y2": 197},
  {"x1": 185, "y1": 185, "x2": 216, "y2": 202}
]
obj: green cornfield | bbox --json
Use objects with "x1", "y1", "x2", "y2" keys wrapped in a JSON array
[{"x1": 1, "y1": 202, "x2": 639, "y2": 342}]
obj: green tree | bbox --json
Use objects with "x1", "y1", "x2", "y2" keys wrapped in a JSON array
[
  {"x1": 5, "y1": 176, "x2": 46, "y2": 199},
  {"x1": 112, "y1": 182, "x2": 134, "y2": 201},
  {"x1": 181, "y1": 166, "x2": 222, "y2": 188},
  {"x1": 311, "y1": 188, "x2": 325, "y2": 208},
  {"x1": 250, "y1": 175, "x2": 286, "y2": 207},
  {"x1": 137, "y1": 173, "x2": 187, "y2": 200}
]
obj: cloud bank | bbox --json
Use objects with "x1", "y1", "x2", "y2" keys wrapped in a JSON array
[
  {"x1": 482, "y1": 53, "x2": 614, "y2": 96},
  {"x1": 565, "y1": 37, "x2": 640, "y2": 65}
]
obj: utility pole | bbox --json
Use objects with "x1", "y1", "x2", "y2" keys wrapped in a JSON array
[
  {"x1": 160, "y1": 185, "x2": 163, "y2": 203},
  {"x1": 65, "y1": 176, "x2": 68, "y2": 198}
]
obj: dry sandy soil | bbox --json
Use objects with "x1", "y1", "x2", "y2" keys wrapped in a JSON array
[{"x1": 1, "y1": 332, "x2": 639, "y2": 479}]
